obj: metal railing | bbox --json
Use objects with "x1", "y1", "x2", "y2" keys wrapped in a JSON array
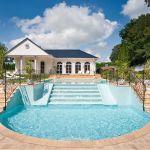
[
  {"x1": 3, "y1": 70, "x2": 21, "y2": 110},
  {"x1": 2, "y1": 69, "x2": 49, "y2": 110},
  {"x1": 101, "y1": 69, "x2": 146, "y2": 111},
  {"x1": 130, "y1": 72, "x2": 146, "y2": 111}
]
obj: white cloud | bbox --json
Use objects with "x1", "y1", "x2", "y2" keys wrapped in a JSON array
[
  {"x1": 105, "y1": 56, "x2": 111, "y2": 62},
  {"x1": 10, "y1": 2, "x2": 117, "y2": 51},
  {"x1": 84, "y1": 49, "x2": 101, "y2": 60},
  {"x1": 85, "y1": 49, "x2": 93, "y2": 55},
  {"x1": 122, "y1": 0, "x2": 150, "y2": 18}
]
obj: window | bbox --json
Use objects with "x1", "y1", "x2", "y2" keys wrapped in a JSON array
[
  {"x1": 25, "y1": 44, "x2": 30, "y2": 49},
  {"x1": 84, "y1": 62, "x2": 90, "y2": 73},
  {"x1": 57, "y1": 62, "x2": 62, "y2": 74},
  {"x1": 75, "y1": 62, "x2": 81, "y2": 74},
  {"x1": 66, "y1": 62, "x2": 72, "y2": 74}
]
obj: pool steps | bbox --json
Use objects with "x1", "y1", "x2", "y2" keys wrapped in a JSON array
[
  {"x1": 20, "y1": 83, "x2": 53, "y2": 106},
  {"x1": 49, "y1": 83, "x2": 102, "y2": 104}
]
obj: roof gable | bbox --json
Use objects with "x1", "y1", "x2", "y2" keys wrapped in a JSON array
[{"x1": 7, "y1": 38, "x2": 49, "y2": 56}]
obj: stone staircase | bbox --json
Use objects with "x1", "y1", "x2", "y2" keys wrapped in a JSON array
[
  {"x1": 0, "y1": 85, "x2": 5, "y2": 112},
  {"x1": 0, "y1": 84, "x2": 18, "y2": 112},
  {"x1": 144, "y1": 85, "x2": 150, "y2": 112}
]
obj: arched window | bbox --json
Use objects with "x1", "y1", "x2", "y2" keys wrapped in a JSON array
[
  {"x1": 57, "y1": 62, "x2": 62, "y2": 74},
  {"x1": 75, "y1": 62, "x2": 81, "y2": 74},
  {"x1": 66, "y1": 62, "x2": 72, "y2": 74},
  {"x1": 85, "y1": 62, "x2": 90, "y2": 73}
]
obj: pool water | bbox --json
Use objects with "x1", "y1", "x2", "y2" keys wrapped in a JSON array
[{"x1": 1, "y1": 104, "x2": 150, "y2": 140}]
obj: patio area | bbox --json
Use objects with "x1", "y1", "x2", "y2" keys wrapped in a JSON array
[{"x1": 0, "y1": 122, "x2": 150, "y2": 150}]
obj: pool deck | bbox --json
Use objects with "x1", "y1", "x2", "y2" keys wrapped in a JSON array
[
  {"x1": 0, "y1": 123, "x2": 150, "y2": 150},
  {"x1": 49, "y1": 74, "x2": 102, "y2": 79}
]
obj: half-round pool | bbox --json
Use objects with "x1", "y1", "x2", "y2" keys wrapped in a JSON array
[{"x1": 0, "y1": 104, "x2": 150, "y2": 140}]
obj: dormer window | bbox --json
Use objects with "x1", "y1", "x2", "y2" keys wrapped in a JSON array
[{"x1": 25, "y1": 44, "x2": 30, "y2": 49}]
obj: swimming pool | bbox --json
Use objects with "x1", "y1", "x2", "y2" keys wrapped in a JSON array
[
  {"x1": 1, "y1": 105, "x2": 150, "y2": 140},
  {"x1": 0, "y1": 80, "x2": 150, "y2": 140}
]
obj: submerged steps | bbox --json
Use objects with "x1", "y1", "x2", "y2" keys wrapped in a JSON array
[
  {"x1": 49, "y1": 83, "x2": 102, "y2": 104},
  {"x1": 52, "y1": 89, "x2": 99, "y2": 93}
]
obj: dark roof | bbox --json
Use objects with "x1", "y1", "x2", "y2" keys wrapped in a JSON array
[{"x1": 44, "y1": 50, "x2": 97, "y2": 58}]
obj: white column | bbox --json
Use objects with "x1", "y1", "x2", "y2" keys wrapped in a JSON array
[
  {"x1": 14, "y1": 59, "x2": 18, "y2": 72},
  {"x1": 62, "y1": 62, "x2": 66, "y2": 74},
  {"x1": 90, "y1": 63, "x2": 93, "y2": 75},
  {"x1": 90, "y1": 62, "x2": 95, "y2": 75},
  {"x1": 72, "y1": 62, "x2": 75, "y2": 74},
  {"x1": 81, "y1": 62, "x2": 84, "y2": 74},
  {"x1": 34, "y1": 57, "x2": 37, "y2": 74},
  {"x1": 20, "y1": 57, "x2": 23, "y2": 74},
  {"x1": 93, "y1": 63, "x2": 96, "y2": 75}
]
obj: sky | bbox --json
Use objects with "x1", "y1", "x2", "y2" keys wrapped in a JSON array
[{"x1": 0, "y1": 0, "x2": 150, "y2": 62}]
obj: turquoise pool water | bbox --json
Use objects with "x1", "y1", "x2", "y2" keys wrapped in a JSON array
[{"x1": 1, "y1": 105, "x2": 150, "y2": 140}]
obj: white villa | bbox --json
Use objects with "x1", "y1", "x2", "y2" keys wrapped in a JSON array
[{"x1": 7, "y1": 38, "x2": 98, "y2": 75}]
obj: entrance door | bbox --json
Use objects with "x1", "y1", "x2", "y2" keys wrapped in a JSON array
[
  {"x1": 84, "y1": 62, "x2": 90, "y2": 73},
  {"x1": 57, "y1": 62, "x2": 62, "y2": 74},
  {"x1": 41, "y1": 61, "x2": 45, "y2": 73},
  {"x1": 66, "y1": 62, "x2": 72, "y2": 74},
  {"x1": 75, "y1": 62, "x2": 81, "y2": 74}
]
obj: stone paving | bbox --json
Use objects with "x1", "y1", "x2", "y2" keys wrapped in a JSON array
[
  {"x1": 0, "y1": 123, "x2": 150, "y2": 150},
  {"x1": 0, "y1": 132, "x2": 150, "y2": 150}
]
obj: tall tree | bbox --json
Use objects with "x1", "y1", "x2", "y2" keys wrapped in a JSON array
[
  {"x1": 145, "y1": 0, "x2": 150, "y2": 7},
  {"x1": 0, "y1": 43, "x2": 7, "y2": 79},
  {"x1": 110, "y1": 14, "x2": 150, "y2": 66}
]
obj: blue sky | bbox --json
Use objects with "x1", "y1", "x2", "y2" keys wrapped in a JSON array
[{"x1": 0, "y1": 0, "x2": 149, "y2": 62}]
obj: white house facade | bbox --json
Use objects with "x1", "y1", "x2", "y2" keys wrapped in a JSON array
[{"x1": 7, "y1": 38, "x2": 98, "y2": 75}]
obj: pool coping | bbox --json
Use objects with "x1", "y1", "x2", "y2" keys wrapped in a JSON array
[{"x1": 0, "y1": 123, "x2": 150, "y2": 148}]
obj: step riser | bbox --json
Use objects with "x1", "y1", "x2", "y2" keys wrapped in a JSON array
[
  {"x1": 53, "y1": 87, "x2": 97, "y2": 90},
  {"x1": 49, "y1": 102, "x2": 103, "y2": 104},
  {"x1": 51, "y1": 94, "x2": 101, "y2": 96},
  {"x1": 52, "y1": 91, "x2": 100, "y2": 93},
  {"x1": 50, "y1": 98, "x2": 102, "y2": 101},
  {"x1": 54, "y1": 84, "x2": 97, "y2": 85},
  {"x1": 50, "y1": 95, "x2": 101, "y2": 98},
  {"x1": 50, "y1": 100, "x2": 102, "y2": 102},
  {"x1": 49, "y1": 83, "x2": 101, "y2": 104}
]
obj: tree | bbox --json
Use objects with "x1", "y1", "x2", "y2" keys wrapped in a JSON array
[
  {"x1": 113, "y1": 44, "x2": 130, "y2": 78},
  {"x1": 145, "y1": 0, "x2": 150, "y2": 7},
  {"x1": 25, "y1": 60, "x2": 33, "y2": 79},
  {"x1": 110, "y1": 44, "x2": 121, "y2": 62},
  {"x1": 145, "y1": 59, "x2": 150, "y2": 79},
  {"x1": 110, "y1": 14, "x2": 150, "y2": 66},
  {"x1": 0, "y1": 43, "x2": 7, "y2": 79}
]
